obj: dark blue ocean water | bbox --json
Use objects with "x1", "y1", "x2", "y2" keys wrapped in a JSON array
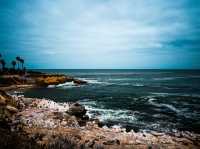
[{"x1": 24, "y1": 69, "x2": 200, "y2": 133}]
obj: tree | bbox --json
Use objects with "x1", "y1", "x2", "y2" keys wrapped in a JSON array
[
  {"x1": 0, "y1": 59, "x2": 6, "y2": 70},
  {"x1": 20, "y1": 58, "x2": 24, "y2": 69},
  {"x1": 16, "y1": 56, "x2": 21, "y2": 70},
  {"x1": 0, "y1": 54, "x2": 2, "y2": 71},
  {"x1": 11, "y1": 60, "x2": 17, "y2": 70}
]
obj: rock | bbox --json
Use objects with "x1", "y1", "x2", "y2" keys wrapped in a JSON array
[
  {"x1": 151, "y1": 131, "x2": 164, "y2": 136},
  {"x1": 103, "y1": 139, "x2": 120, "y2": 145},
  {"x1": 86, "y1": 140, "x2": 95, "y2": 148},
  {"x1": 67, "y1": 103, "x2": 86, "y2": 117},
  {"x1": 0, "y1": 95, "x2": 6, "y2": 105},
  {"x1": 6, "y1": 105, "x2": 18, "y2": 113},
  {"x1": 91, "y1": 118, "x2": 103, "y2": 127},
  {"x1": 73, "y1": 79, "x2": 87, "y2": 85},
  {"x1": 76, "y1": 115, "x2": 89, "y2": 126}
]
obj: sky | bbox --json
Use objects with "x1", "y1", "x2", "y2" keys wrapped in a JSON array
[{"x1": 0, "y1": 0, "x2": 200, "y2": 69}]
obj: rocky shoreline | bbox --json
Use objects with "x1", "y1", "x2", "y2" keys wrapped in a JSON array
[
  {"x1": 0, "y1": 89, "x2": 200, "y2": 149},
  {"x1": 0, "y1": 72, "x2": 200, "y2": 148},
  {"x1": 0, "y1": 72, "x2": 87, "y2": 91}
]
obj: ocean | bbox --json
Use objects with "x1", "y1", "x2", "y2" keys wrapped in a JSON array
[{"x1": 23, "y1": 69, "x2": 200, "y2": 133}]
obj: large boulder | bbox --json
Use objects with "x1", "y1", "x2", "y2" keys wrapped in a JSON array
[
  {"x1": 0, "y1": 95, "x2": 6, "y2": 105},
  {"x1": 67, "y1": 103, "x2": 86, "y2": 117},
  {"x1": 0, "y1": 90, "x2": 19, "y2": 123},
  {"x1": 6, "y1": 105, "x2": 18, "y2": 113}
]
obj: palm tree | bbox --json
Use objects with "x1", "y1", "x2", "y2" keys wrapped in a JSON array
[
  {"x1": 0, "y1": 59, "x2": 6, "y2": 70},
  {"x1": 0, "y1": 54, "x2": 2, "y2": 70},
  {"x1": 11, "y1": 60, "x2": 16, "y2": 70},
  {"x1": 16, "y1": 56, "x2": 21, "y2": 70},
  {"x1": 20, "y1": 58, "x2": 24, "y2": 69}
]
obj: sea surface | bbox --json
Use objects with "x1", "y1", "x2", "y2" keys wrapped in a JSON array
[{"x1": 23, "y1": 69, "x2": 200, "y2": 133}]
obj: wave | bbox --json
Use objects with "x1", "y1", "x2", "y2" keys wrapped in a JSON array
[
  {"x1": 148, "y1": 98, "x2": 180, "y2": 113},
  {"x1": 78, "y1": 78, "x2": 113, "y2": 85},
  {"x1": 79, "y1": 99, "x2": 137, "y2": 123},
  {"x1": 153, "y1": 77, "x2": 185, "y2": 81},
  {"x1": 79, "y1": 78, "x2": 145, "y2": 87},
  {"x1": 108, "y1": 78, "x2": 144, "y2": 81},
  {"x1": 119, "y1": 83, "x2": 145, "y2": 87},
  {"x1": 48, "y1": 81, "x2": 80, "y2": 89},
  {"x1": 151, "y1": 92, "x2": 200, "y2": 98}
]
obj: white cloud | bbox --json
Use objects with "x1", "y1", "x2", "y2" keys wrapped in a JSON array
[{"x1": 1, "y1": 0, "x2": 199, "y2": 68}]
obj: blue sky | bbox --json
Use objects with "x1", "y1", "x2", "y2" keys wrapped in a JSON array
[{"x1": 0, "y1": 0, "x2": 200, "y2": 69}]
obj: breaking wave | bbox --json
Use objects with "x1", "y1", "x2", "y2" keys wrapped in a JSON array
[
  {"x1": 48, "y1": 81, "x2": 80, "y2": 89},
  {"x1": 148, "y1": 98, "x2": 180, "y2": 113},
  {"x1": 79, "y1": 99, "x2": 137, "y2": 123}
]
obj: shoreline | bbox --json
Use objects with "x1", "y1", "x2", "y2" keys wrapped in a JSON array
[
  {"x1": 0, "y1": 90, "x2": 200, "y2": 148},
  {"x1": 0, "y1": 72, "x2": 200, "y2": 148}
]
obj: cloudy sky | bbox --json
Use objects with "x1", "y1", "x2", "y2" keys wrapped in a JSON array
[{"x1": 0, "y1": 0, "x2": 200, "y2": 69}]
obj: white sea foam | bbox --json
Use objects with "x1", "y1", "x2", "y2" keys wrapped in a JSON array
[
  {"x1": 151, "y1": 92, "x2": 200, "y2": 98},
  {"x1": 108, "y1": 78, "x2": 144, "y2": 81},
  {"x1": 56, "y1": 81, "x2": 75, "y2": 87},
  {"x1": 118, "y1": 82, "x2": 145, "y2": 87},
  {"x1": 148, "y1": 98, "x2": 180, "y2": 113},
  {"x1": 47, "y1": 85, "x2": 56, "y2": 88},
  {"x1": 153, "y1": 76, "x2": 185, "y2": 81},
  {"x1": 132, "y1": 83, "x2": 144, "y2": 87},
  {"x1": 47, "y1": 81, "x2": 80, "y2": 89},
  {"x1": 79, "y1": 99, "x2": 137, "y2": 123},
  {"x1": 78, "y1": 78, "x2": 113, "y2": 85}
]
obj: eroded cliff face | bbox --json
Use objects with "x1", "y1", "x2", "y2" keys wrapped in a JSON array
[{"x1": 0, "y1": 90, "x2": 200, "y2": 149}]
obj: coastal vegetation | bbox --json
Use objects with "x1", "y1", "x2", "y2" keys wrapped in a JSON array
[{"x1": 0, "y1": 54, "x2": 26, "y2": 75}]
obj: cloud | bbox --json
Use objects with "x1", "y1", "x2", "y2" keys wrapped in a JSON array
[{"x1": 0, "y1": 0, "x2": 200, "y2": 68}]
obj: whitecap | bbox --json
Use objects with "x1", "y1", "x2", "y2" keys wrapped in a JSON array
[
  {"x1": 153, "y1": 77, "x2": 185, "y2": 81},
  {"x1": 82, "y1": 105, "x2": 137, "y2": 123},
  {"x1": 56, "y1": 81, "x2": 75, "y2": 87},
  {"x1": 47, "y1": 81, "x2": 79, "y2": 89},
  {"x1": 118, "y1": 83, "x2": 144, "y2": 87},
  {"x1": 47, "y1": 85, "x2": 56, "y2": 88},
  {"x1": 78, "y1": 78, "x2": 113, "y2": 85},
  {"x1": 151, "y1": 92, "x2": 200, "y2": 98},
  {"x1": 132, "y1": 83, "x2": 145, "y2": 87},
  {"x1": 148, "y1": 98, "x2": 180, "y2": 113},
  {"x1": 109, "y1": 78, "x2": 144, "y2": 81}
]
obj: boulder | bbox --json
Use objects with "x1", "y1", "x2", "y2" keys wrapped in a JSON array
[
  {"x1": 67, "y1": 103, "x2": 86, "y2": 117},
  {"x1": 103, "y1": 139, "x2": 120, "y2": 145},
  {"x1": 0, "y1": 95, "x2": 6, "y2": 105},
  {"x1": 73, "y1": 79, "x2": 87, "y2": 85},
  {"x1": 6, "y1": 105, "x2": 18, "y2": 113}
]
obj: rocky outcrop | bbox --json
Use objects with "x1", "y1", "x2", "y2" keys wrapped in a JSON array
[
  {"x1": 0, "y1": 91, "x2": 200, "y2": 149},
  {"x1": 0, "y1": 73, "x2": 87, "y2": 90},
  {"x1": 0, "y1": 90, "x2": 20, "y2": 128},
  {"x1": 34, "y1": 75, "x2": 87, "y2": 87},
  {"x1": 35, "y1": 75, "x2": 72, "y2": 86},
  {"x1": 73, "y1": 79, "x2": 87, "y2": 85},
  {"x1": 67, "y1": 103, "x2": 87, "y2": 117}
]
